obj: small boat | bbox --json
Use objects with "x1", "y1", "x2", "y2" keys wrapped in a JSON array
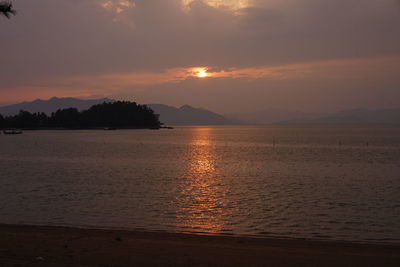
[{"x1": 3, "y1": 129, "x2": 23, "y2": 135}]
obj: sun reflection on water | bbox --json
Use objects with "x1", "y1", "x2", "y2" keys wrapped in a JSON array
[{"x1": 176, "y1": 127, "x2": 227, "y2": 234}]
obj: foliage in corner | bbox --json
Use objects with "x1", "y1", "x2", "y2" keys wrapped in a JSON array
[{"x1": 0, "y1": 1, "x2": 16, "y2": 19}]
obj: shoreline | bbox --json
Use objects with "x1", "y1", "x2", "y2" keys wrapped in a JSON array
[
  {"x1": 1, "y1": 224, "x2": 399, "y2": 266},
  {"x1": 1, "y1": 127, "x2": 164, "y2": 131},
  {"x1": 3, "y1": 222, "x2": 398, "y2": 246}
]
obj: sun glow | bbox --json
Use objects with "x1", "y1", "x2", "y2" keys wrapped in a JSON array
[
  {"x1": 175, "y1": 127, "x2": 227, "y2": 233},
  {"x1": 194, "y1": 68, "x2": 210, "y2": 78},
  {"x1": 182, "y1": 0, "x2": 251, "y2": 11},
  {"x1": 101, "y1": 0, "x2": 135, "y2": 13}
]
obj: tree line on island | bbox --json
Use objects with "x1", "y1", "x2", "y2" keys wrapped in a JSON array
[{"x1": 0, "y1": 101, "x2": 161, "y2": 129}]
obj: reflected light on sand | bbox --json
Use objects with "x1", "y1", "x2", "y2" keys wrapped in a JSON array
[{"x1": 176, "y1": 127, "x2": 226, "y2": 233}]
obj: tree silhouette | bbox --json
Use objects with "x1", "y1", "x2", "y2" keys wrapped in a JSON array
[
  {"x1": 0, "y1": 114, "x2": 4, "y2": 128},
  {"x1": 0, "y1": 101, "x2": 161, "y2": 129},
  {"x1": 0, "y1": 1, "x2": 16, "y2": 19}
]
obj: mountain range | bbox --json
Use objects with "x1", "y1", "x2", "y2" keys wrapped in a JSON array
[
  {"x1": 278, "y1": 108, "x2": 400, "y2": 125},
  {"x1": 0, "y1": 97, "x2": 238, "y2": 126},
  {"x1": 226, "y1": 109, "x2": 321, "y2": 125},
  {"x1": 147, "y1": 104, "x2": 238, "y2": 125},
  {"x1": 1, "y1": 97, "x2": 399, "y2": 125},
  {"x1": 0, "y1": 97, "x2": 114, "y2": 116}
]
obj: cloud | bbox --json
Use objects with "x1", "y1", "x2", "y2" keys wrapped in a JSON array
[
  {"x1": 3, "y1": 0, "x2": 399, "y2": 80},
  {"x1": 1, "y1": 0, "x2": 400, "y2": 111},
  {"x1": 183, "y1": 0, "x2": 251, "y2": 12},
  {"x1": 3, "y1": 55, "x2": 399, "y2": 106},
  {"x1": 101, "y1": 0, "x2": 135, "y2": 14}
]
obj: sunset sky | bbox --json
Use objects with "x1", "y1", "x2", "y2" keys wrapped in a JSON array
[{"x1": 1, "y1": 0, "x2": 400, "y2": 113}]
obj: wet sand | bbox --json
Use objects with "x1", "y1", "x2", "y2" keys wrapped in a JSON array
[{"x1": 0, "y1": 224, "x2": 399, "y2": 266}]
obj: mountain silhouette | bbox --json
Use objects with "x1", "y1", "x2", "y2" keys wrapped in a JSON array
[
  {"x1": 226, "y1": 109, "x2": 321, "y2": 125},
  {"x1": 0, "y1": 97, "x2": 114, "y2": 116},
  {"x1": 0, "y1": 98, "x2": 240, "y2": 126},
  {"x1": 278, "y1": 108, "x2": 400, "y2": 125},
  {"x1": 4, "y1": 98, "x2": 396, "y2": 125},
  {"x1": 147, "y1": 104, "x2": 240, "y2": 125}
]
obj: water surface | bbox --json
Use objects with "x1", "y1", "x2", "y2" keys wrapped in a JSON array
[{"x1": 0, "y1": 126, "x2": 399, "y2": 243}]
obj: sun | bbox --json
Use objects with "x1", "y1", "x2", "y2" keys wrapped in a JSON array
[
  {"x1": 195, "y1": 68, "x2": 209, "y2": 78},
  {"x1": 197, "y1": 70, "x2": 208, "y2": 78}
]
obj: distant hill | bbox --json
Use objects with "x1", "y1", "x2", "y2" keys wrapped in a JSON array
[
  {"x1": 278, "y1": 108, "x2": 400, "y2": 125},
  {"x1": 0, "y1": 97, "x2": 114, "y2": 116},
  {"x1": 227, "y1": 109, "x2": 321, "y2": 125},
  {"x1": 0, "y1": 98, "x2": 241, "y2": 126},
  {"x1": 5, "y1": 98, "x2": 396, "y2": 126},
  {"x1": 148, "y1": 104, "x2": 240, "y2": 125}
]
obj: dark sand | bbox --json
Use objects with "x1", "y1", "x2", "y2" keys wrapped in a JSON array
[{"x1": 0, "y1": 224, "x2": 399, "y2": 266}]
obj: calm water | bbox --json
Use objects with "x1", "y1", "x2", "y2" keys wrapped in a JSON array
[{"x1": 0, "y1": 126, "x2": 399, "y2": 243}]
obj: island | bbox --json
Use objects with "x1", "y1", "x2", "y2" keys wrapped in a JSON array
[{"x1": 0, "y1": 101, "x2": 161, "y2": 130}]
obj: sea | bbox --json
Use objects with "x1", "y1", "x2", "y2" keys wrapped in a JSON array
[{"x1": 0, "y1": 126, "x2": 399, "y2": 243}]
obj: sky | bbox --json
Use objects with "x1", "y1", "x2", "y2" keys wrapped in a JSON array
[{"x1": 1, "y1": 0, "x2": 400, "y2": 113}]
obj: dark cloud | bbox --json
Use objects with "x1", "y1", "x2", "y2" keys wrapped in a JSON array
[{"x1": 1, "y1": 0, "x2": 400, "y2": 111}]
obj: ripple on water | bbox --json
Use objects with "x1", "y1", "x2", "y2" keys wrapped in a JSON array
[{"x1": 0, "y1": 127, "x2": 399, "y2": 243}]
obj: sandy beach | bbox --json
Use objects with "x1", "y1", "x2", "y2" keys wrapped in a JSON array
[{"x1": 0, "y1": 224, "x2": 399, "y2": 266}]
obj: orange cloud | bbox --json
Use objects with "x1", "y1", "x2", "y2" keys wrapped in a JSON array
[
  {"x1": 182, "y1": 0, "x2": 251, "y2": 11},
  {"x1": 101, "y1": 0, "x2": 135, "y2": 14},
  {"x1": 19, "y1": 56, "x2": 400, "y2": 88},
  {"x1": 2, "y1": 55, "x2": 399, "y2": 104}
]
